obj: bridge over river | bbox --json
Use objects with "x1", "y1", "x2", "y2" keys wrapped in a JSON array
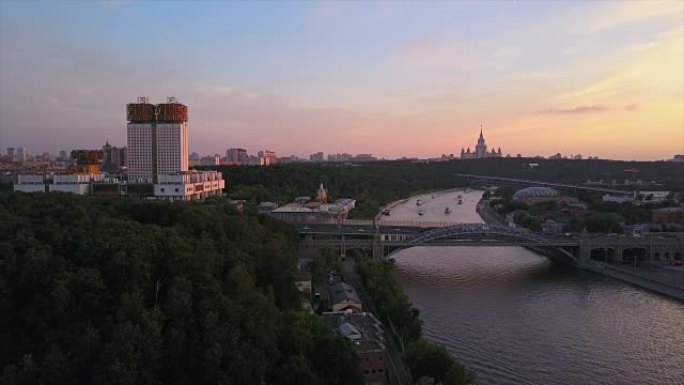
[
  {"x1": 291, "y1": 219, "x2": 684, "y2": 264},
  {"x1": 276, "y1": 187, "x2": 683, "y2": 264}
]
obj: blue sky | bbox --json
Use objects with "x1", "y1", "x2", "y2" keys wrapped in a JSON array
[{"x1": 1, "y1": 0, "x2": 682, "y2": 159}]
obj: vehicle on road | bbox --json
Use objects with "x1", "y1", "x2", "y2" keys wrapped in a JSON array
[
  {"x1": 670, "y1": 260, "x2": 683, "y2": 266},
  {"x1": 382, "y1": 209, "x2": 391, "y2": 216},
  {"x1": 418, "y1": 209, "x2": 425, "y2": 216},
  {"x1": 357, "y1": 228, "x2": 366, "y2": 232},
  {"x1": 458, "y1": 199, "x2": 463, "y2": 205},
  {"x1": 416, "y1": 199, "x2": 423, "y2": 206},
  {"x1": 445, "y1": 207, "x2": 451, "y2": 214}
]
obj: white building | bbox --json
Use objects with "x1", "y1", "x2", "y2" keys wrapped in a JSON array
[
  {"x1": 14, "y1": 174, "x2": 46, "y2": 193},
  {"x1": 154, "y1": 171, "x2": 225, "y2": 201},
  {"x1": 50, "y1": 174, "x2": 100, "y2": 194},
  {"x1": 126, "y1": 97, "x2": 189, "y2": 182},
  {"x1": 14, "y1": 173, "x2": 105, "y2": 195}
]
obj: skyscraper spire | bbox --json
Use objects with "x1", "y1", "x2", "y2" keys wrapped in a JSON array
[{"x1": 479, "y1": 124, "x2": 484, "y2": 140}]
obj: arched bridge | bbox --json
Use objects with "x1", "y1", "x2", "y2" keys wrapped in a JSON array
[
  {"x1": 407, "y1": 223, "x2": 552, "y2": 244},
  {"x1": 300, "y1": 223, "x2": 683, "y2": 265}
]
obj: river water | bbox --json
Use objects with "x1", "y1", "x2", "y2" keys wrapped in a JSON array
[{"x1": 389, "y1": 190, "x2": 684, "y2": 385}]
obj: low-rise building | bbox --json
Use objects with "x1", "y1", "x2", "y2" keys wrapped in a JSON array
[
  {"x1": 542, "y1": 219, "x2": 564, "y2": 234},
  {"x1": 269, "y1": 198, "x2": 356, "y2": 222},
  {"x1": 329, "y1": 281, "x2": 362, "y2": 313},
  {"x1": 652, "y1": 207, "x2": 684, "y2": 224},
  {"x1": 322, "y1": 311, "x2": 387, "y2": 385},
  {"x1": 512, "y1": 187, "x2": 560, "y2": 205},
  {"x1": 13, "y1": 170, "x2": 223, "y2": 201},
  {"x1": 295, "y1": 263, "x2": 312, "y2": 293},
  {"x1": 602, "y1": 194, "x2": 634, "y2": 204},
  {"x1": 257, "y1": 201, "x2": 279, "y2": 213},
  {"x1": 153, "y1": 170, "x2": 224, "y2": 201},
  {"x1": 14, "y1": 174, "x2": 47, "y2": 193}
]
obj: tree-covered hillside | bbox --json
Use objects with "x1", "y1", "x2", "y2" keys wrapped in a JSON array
[{"x1": 0, "y1": 193, "x2": 362, "y2": 385}]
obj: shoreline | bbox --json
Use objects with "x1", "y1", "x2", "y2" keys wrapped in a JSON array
[{"x1": 578, "y1": 262, "x2": 684, "y2": 302}]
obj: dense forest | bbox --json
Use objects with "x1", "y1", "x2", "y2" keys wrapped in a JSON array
[
  {"x1": 0, "y1": 193, "x2": 363, "y2": 385},
  {"x1": 208, "y1": 158, "x2": 684, "y2": 219}
]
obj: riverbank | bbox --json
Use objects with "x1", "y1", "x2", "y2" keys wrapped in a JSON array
[
  {"x1": 579, "y1": 261, "x2": 684, "y2": 302},
  {"x1": 354, "y1": 257, "x2": 474, "y2": 385}
]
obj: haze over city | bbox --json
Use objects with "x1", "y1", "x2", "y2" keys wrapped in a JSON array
[{"x1": 1, "y1": 1, "x2": 682, "y2": 160}]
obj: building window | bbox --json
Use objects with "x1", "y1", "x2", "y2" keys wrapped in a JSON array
[{"x1": 161, "y1": 188, "x2": 165, "y2": 192}]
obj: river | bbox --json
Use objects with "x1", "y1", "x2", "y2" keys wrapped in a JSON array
[{"x1": 388, "y1": 190, "x2": 684, "y2": 385}]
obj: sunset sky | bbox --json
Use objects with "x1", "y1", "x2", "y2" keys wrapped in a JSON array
[{"x1": 1, "y1": 1, "x2": 682, "y2": 160}]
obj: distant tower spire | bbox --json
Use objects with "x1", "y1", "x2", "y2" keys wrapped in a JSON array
[{"x1": 479, "y1": 124, "x2": 483, "y2": 139}]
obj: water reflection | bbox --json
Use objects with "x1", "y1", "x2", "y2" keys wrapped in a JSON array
[{"x1": 394, "y1": 246, "x2": 684, "y2": 385}]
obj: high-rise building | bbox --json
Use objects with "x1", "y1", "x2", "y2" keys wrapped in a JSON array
[
  {"x1": 310, "y1": 152, "x2": 324, "y2": 162},
  {"x1": 16, "y1": 146, "x2": 27, "y2": 162},
  {"x1": 126, "y1": 97, "x2": 188, "y2": 182},
  {"x1": 226, "y1": 148, "x2": 248, "y2": 164},
  {"x1": 7, "y1": 147, "x2": 15, "y2": 158},
  {"x1": 102, "y1": 142, "x2": 127, "y2": 172},
  {"x1": 258, "y1": 150, "x2": 277, "y2": 166},
  {"x1": 461, "y1": 125, "x2": 503, "y2": 159}
]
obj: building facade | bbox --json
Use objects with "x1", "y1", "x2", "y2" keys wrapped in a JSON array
[
  {"x1": 102, "y1": 142, "x2": 126, "y2": 172},
  {"x1": 126, "y1": 97, "x2": 189, "y2": 182},
  {"x1": 461, "y1": 125, "x2": 503, "y2": 159},
  {"x1": 226, "y1": 148, "x2": 248, "y2": 164},
  {"x1": 258, "y1": 150, "x2": 277, "y2": 166}
]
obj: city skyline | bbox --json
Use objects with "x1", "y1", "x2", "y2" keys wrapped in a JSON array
[{"x1": 1, "y1": 1, "x2": 683, "y2": 160}]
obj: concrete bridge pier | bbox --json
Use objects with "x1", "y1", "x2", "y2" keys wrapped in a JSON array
[
  {"x1": 578, "y1": 238, "x2": 592, "y2": 262},
  {"x1": 372, "y1": 242, "x2": 384, "y2": 260},
  {"x1": 340, "y1": 234, "x2": 346, "y2": 259}
]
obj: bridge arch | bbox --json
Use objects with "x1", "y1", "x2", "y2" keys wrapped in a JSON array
[
  {"x1": 590, "y1": 247, "x2": 617, "y2": 262},
  {"x1": 402, "y1": 224, "x2": 577, "y2": 263},
  {"x1": 622, "y1": 247, "x2": 648, "y2": 264},
  {"x1": 409, "y1": 224, "x2": 551, "y2": 244}
]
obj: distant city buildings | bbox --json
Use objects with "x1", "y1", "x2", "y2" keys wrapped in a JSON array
[
  {"x1": 14, "y1": 97, "x2": 224, "y2": 201},
  {"x1": 258, "y1": 150, "x2": 278, "y2": 166},
  {"x1": 102, "y1": 142, "x2": 126, "y2": 173},
  {"x1": 225, "y1": 148, "x2": 248, "y2": 164},
  {"x1": 327, "y1": 153, "x2": 377, "y2": 162},
  {"x1": 200, "y1": 154, "x2": 220, "y2": 166},
  {"x1": 673, "y1": 155, "x2": 684, "y2": 163},
  {"x1": 310, "y1": 152, "x2": 324, "y2": 162},
  {"x1": 461, "y1": 125, "x2": 502, "y2": 159}
]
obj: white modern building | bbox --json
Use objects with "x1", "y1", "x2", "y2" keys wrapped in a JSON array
[
  {"x1": 126, "y1": 97, "x2": 189, "y2": 182},
  {"x1": 50, "y1": 174, "x2": 102, "y2": 194},
  {"x1": 154, "y1": 171, "x2": 225, "y2": 201},
  {"x1": 14, "y1": 174, "x2": 47, "y2": 193},
  {"x1": 126, "y1": 122, "x2": 155, "y2": 182},
  {"x1": 14, "y1": 173, "x2": 107, "y2": 195}
]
